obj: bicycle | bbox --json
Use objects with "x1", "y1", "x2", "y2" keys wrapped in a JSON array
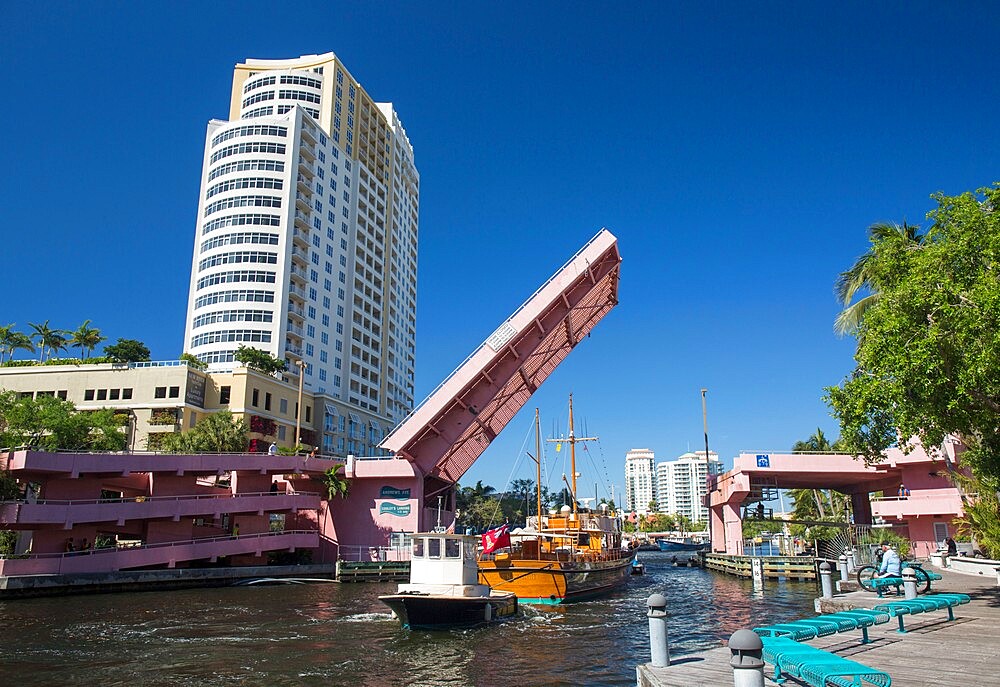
[{"x1": 856, "y1": 558, "x2": 931, "y2": 593}]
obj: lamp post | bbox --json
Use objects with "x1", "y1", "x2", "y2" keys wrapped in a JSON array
[
  {"x1": 702, "y1": 388, "x2": 712, "y2": 550},
  {"x1": 294, "y1": 359, "x2": 306, "y2": 452}
]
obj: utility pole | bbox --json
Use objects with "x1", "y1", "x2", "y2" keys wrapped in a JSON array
[
  {"x1": 701, "y1": 388, "x2": 712, "y2": 548},
  {"x1": 295, "y1": 359, "x2": 306, "y2": 451}
]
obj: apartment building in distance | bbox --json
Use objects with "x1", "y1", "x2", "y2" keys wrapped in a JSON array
[
  {"x1": 183, "y1": 52, "x2": 419, "y2": 442},
  {"x1": 656, "y1": 450, "x2": 721, "y2": 524},
  {"x1": 624, "y1": 448, "x2": 658, "y2": 514}
]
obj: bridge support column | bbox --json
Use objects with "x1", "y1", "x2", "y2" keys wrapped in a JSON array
[
  {"x1": 723, "y1": 502, "x2": 744, "y2": 555},
  {"x1": 851, "y1": 492, "x2": 873, "y2": 525}
]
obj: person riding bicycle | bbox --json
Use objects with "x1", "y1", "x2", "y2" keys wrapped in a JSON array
[{"x1": 874, "y1": 542, "x2": 902, "y2": 578}]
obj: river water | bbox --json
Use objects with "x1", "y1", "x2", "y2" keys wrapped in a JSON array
[{"x1": 0, "y1": 553, "x2": 818, "y2": 686}]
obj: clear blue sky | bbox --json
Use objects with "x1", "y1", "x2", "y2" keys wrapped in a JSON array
[{"x1": 2, "y1": 3, "x2": 997, "y2": 500}]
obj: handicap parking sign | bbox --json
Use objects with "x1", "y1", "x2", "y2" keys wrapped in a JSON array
[{"x1": 756, "y1": 454, "x2": 770, "y2": 468}]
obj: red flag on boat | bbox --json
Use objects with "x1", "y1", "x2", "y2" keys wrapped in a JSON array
[{"x1": 481, "y1": 524, "x2": 511, "y2": 554}]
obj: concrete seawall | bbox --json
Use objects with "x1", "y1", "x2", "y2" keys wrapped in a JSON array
[{"x1": 0, "y1": 563, "x2": 336, "y2": 598}]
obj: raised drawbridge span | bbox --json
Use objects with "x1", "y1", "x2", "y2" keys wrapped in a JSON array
[{"x1": 380, "y1": 229, "x2": 621, "y2": 499}]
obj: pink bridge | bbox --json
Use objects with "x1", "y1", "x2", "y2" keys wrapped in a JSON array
[
  {"x1": 326, "y1": 229, "x2": 622, "y2": 556},
  {"x1": 707, "y1": 440, "x2": 967, "y2": 558}
]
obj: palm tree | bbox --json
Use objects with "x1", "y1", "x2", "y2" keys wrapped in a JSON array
[
  {"x1": 318, "y1": 467, "x2": 351, "y2": 500},
  {"x1": 0, "y1": 325, "x2": 34, "y2": 363},
  {"x1": 28, "y1": 321, "x2": 68, "y2": 362},
  {"x1": 790, "y1": 428, "x2": 850, "y2": 521},
  {"x1": 70, "y1": 320, "x2": 105, "y2": 360},
  {"x1": 834, "y1": 222, "x2": 925, "y2": 336}
]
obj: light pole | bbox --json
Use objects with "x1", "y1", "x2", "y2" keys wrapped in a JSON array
[
  {"x1": 294, "y1": 359, "x2": 306, "y2": 452},
  {"x1": 701, "y1": 388, "x2": 712, "y2": 550}
]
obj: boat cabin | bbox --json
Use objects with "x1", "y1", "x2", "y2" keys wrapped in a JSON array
[{"x1": 408, "y1": 532, "x2": 479, "y2": 587}]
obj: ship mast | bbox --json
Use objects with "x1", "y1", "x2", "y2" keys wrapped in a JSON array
[
  {"x1": 548, "y1": 394, "x2": 597, "y2": 518},
  {"x1": 534, "y1": 408, "x2": 542, "y2": 526}
]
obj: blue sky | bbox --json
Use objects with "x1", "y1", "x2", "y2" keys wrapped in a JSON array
[{"x1": 1, "y1": 3, "x2": 997, "y2": 500}]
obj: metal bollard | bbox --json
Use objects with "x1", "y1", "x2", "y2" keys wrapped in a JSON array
[
  {"x1": 902, "y1": 567, "x2": 918, "y2": 599},
  {"x1": 838, "y1": 554, "x2": 849, "y2": 582},
  {"x1": 647, "y1": 593, "x2": 670, "y2": 667},
  {"x1": 819, "y1": 561, "x2": 834, "y2": 599},
  {"x1": 729, "y1": 629, "x2": 765, "y2": 687},
  {"x1": 846, "y1": 548, "x2": 856, "y2": 572}
]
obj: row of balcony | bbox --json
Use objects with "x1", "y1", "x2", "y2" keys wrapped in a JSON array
[
  {"x1": 2, "y1": 450, "x2": 341, "y2": 477},
  {"x1": 0, "y1": 530, "x2": 318, "y2": 577},
  {"x1": 0, "y1": 490, "x2": 320, "y2": 529}
]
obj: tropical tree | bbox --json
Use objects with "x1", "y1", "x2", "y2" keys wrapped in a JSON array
[
  {"x1": 179, "y1": 352, "x2": 208, "y2": 370},
  {"x1": 827, "y1": 183, "x2": 1000, "y2": 553},
  {"x1": 0, "y1": 325, "x2": 34, "y2": 363},
  {"x1": 156, "y1": 410, "x2": 248, "y2": 453},
  {"x1": 316, "y1": 467, "x2": 351, "y2": 500},
  {"x1": 0, "y1": 390, "x2": 126, "y2": 451},
  {"x1": 70, "y1": 320, "x2": 106, "y2": 359},
  {"x1": 827, "y1": 184, "x2": 1000, "y2": 480},
  {"x1": 234, "y1": 345, "x2": 286, "y2": 375},
  {"x1": 834, "y1": 221, "x2": 926, "y2": 336},
  {"x1": 28, "y1": 320, "x2": 68, "y2": 362},
  {"x1": 104, "y1": 338, "x2": 151, "y2": 363}
]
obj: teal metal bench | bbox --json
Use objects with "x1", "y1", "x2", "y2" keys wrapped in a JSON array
[
  {"x1": 755, "y1": 610, "x2": 893, "y2": 645},
  {"x1": 761, "y1": 636, "x2": 892, "y2": 686},
  {"x1": 816, "y1": 610, "x2": 892, "y2": 644},
  {"x1": 870, "y1": 570, "x2": 944, "y2": 597},
  {"x1": 873, "y1": 593, "x2": 971, "y2": 632}
]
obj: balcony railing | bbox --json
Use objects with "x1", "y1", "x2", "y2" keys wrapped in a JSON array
[{"x1": 870, "y1": 491, "x2": 967, "y2": 519}]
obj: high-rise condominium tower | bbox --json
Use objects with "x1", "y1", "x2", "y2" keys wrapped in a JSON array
[
  {"x1": 183, "y1": 53, "x2": 419, "y2": 430},
  {"x1": 624, "y1": 448, "x2": 658, "y2": 514},
  {"x1": 656, "y1": 451, "x2": 721, "y2": 524}
]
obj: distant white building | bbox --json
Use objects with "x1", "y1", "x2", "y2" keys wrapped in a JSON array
[
  {"x1": 624, "y1": 448, "x2": 658, "y2": 514},
  {"x1": 656, "y1": 451, "x2": 722, "y2": 523}
]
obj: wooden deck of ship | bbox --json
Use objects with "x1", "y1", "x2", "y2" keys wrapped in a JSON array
[{"x1": 636, "y1": 567, "x2": 1000, "y2": 686}]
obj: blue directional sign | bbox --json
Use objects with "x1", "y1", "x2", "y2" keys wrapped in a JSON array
[{"x1": 756, "y1": 454, "x2": 770, "y2": 468}]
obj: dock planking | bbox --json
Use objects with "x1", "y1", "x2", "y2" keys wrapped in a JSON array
[{"x1": 637, "y1": 567, "x2": 1000, "y2": 686}]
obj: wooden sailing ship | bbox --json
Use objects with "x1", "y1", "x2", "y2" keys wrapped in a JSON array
[{"x1": 477, "y1": 396, "x2": 636, "y2": 604}]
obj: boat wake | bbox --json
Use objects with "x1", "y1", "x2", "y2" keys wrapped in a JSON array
[{"x1": 338, "y1": 612, "x2": 395, "y2": 623}]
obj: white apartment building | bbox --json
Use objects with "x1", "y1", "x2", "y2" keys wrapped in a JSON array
[
  {"x1": 624, "y1": 448, "x2": 658, "y2": 514},
  {"x1": 182, "y1": 53, "x2": 419, "y2": 448},
  {"x1": 656, "y1": 451, "x2": 722, "y2": 524}
]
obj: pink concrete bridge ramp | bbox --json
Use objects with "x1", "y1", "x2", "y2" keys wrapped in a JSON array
[{"x1": 380, "y1": 228, "x2": 621, "y2": 495}]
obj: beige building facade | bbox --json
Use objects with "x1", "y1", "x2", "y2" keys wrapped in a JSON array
[{"x1": 0, "y1": 362, "x2": 385, "y2": 457}]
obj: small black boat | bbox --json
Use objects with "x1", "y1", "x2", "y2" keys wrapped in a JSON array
[{"x1": 380, "y1": 531, "x2": 518, "y2": 630}]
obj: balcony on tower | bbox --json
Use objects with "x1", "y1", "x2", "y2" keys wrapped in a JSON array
[
  {"x1": 290, "y1": 265, "x2": 309, "y2": 284},
  {"x1": 292, "y1": 227, "x2": 311, "y2": 248}
]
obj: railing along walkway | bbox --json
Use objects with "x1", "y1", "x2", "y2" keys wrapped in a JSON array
[{"x1": 0, "y1": 529, "x2": 318, "y2": 576}]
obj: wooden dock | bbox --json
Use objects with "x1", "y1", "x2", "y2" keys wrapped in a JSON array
[
  {"x1": 702, "y1": 553, "x2": 818, "y2": 580},
  {"x1": 335, "y1": 560, "x2": 408, "y2": 582},
  {"x1": 637, "y1": 567, "x2": 1000, "y2": 686}
]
